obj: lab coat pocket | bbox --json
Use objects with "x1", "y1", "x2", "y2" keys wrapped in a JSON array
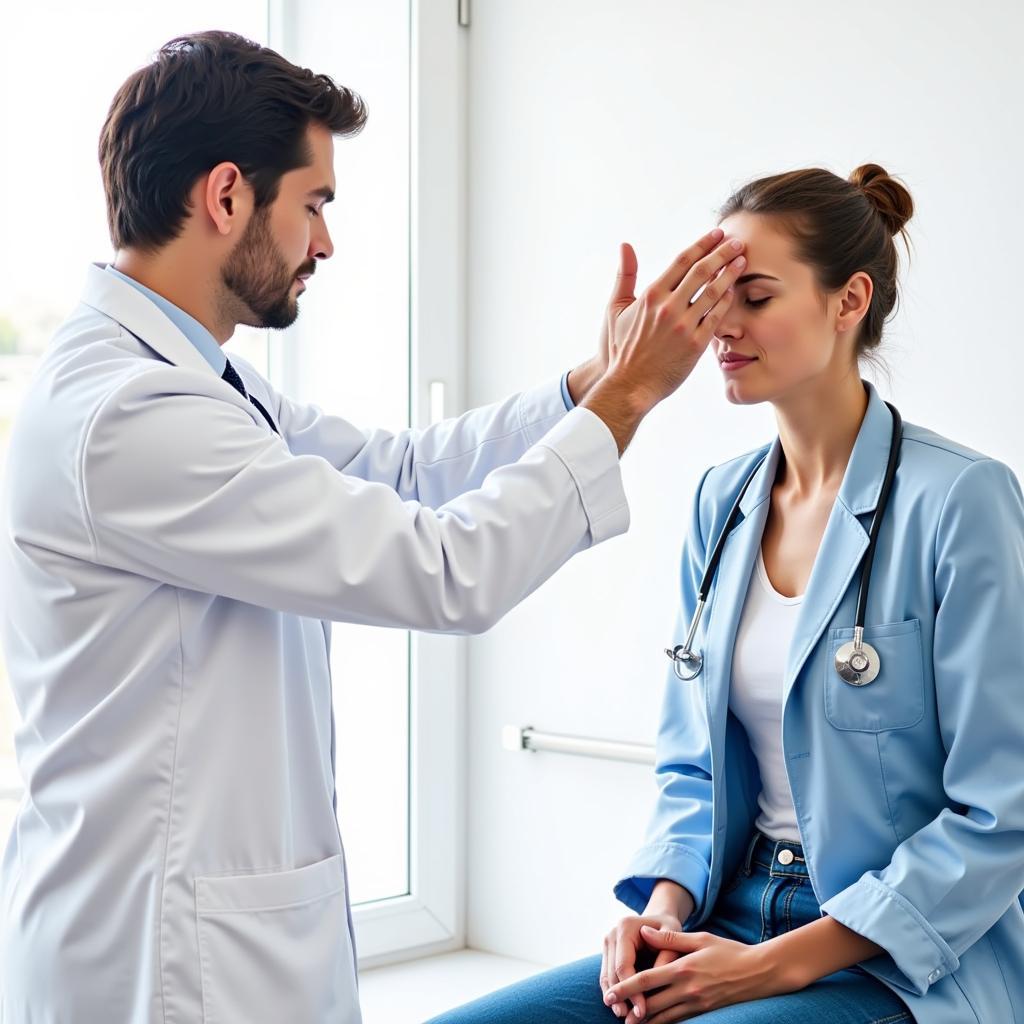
[
  {"x1": 824, "y1": 618, "x2": 924, "y2": 732},
  {"x1": 195, "y1": 854, "x2": 359, "y2": 1024}
]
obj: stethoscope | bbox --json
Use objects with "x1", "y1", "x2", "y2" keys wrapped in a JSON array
[{"x1": 665, "y1": 403, "x2": 903, "y2": 688}]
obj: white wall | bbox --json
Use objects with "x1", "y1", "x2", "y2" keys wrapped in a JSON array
[{"x1": 463, "y1": 0, "x2": 1024, "y2": 965}]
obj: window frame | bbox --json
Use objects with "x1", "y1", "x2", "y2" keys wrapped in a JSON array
[{"x1": 267, "y1": 0, "x2": 469, "y2": 967}]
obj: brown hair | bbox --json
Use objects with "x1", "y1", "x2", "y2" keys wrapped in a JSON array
[
  {"x1": 719, "y1": 164, "x2": 914, "y2": 357},
  {"x1": 99, "y1": 30, "x2": 367, "y2": 253}
]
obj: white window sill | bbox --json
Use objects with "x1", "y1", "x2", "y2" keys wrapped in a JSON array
[{"x1": 359, "y1": 949, "x2": 545, "y2": 1024}]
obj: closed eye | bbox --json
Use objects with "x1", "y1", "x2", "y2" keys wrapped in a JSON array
[{"x1": 745, "y1": 297, "x2": 771, "y2": 309}]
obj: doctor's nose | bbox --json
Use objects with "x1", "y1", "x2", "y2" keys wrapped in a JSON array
[{"x1": 311, "y1": 224, "x2": 334, "y2": 261}]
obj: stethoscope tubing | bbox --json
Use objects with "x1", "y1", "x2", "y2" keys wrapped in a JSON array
[{"x1": 666, "y1": 402, "x2": 903, "y2": 684}]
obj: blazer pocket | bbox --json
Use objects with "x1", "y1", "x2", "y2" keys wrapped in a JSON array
[
  {"x1": 195, "y1": 854, "x2": 359, "y2": 1024},
  {"x1": 824, "y1": 618, "x2": 925, "y2": 732}
]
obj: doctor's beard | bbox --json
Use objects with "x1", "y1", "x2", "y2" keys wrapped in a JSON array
[{"x1": 221, "y1": 204, "x2": 304, "y2": 330}]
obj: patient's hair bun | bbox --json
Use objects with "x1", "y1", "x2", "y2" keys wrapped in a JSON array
[{"x1": 849, "y1": 163, "x2": 914, "y2": 237}]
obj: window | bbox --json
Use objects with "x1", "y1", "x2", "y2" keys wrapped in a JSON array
[{"x1": 272, "y1": 0, "x2": 414, "y2": 912}]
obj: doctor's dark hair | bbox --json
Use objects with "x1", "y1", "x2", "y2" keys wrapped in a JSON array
[
  {"x1": 99, "y1": 30, "x2": 366, "y2": 252},
  {"x1": 718, "y1": 164, "x2": 914, "y2": 358}
]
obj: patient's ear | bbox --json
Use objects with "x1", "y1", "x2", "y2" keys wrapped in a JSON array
[{"x1": 835, "y1": 271, "x2": 872, "y2": 336}]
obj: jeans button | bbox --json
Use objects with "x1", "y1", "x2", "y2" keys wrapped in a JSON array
[{"x1": 777, "y1": 849, "x2": 795, "y2": 866}]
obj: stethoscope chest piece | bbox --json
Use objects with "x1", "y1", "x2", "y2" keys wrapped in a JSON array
[
  {"x1": 834, "y1": 630, "x2": 881, "y2": 686},
  {"x1": 665, "y1": 645, "x2": 703, "y2": 681}
]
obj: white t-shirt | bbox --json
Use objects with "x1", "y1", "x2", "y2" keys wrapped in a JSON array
[{"x1": 728, "y1": 548, "x2": 803, "y2": 843}]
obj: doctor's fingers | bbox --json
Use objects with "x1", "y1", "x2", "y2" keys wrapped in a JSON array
[
  {"x1": 608, "y1": 242, "x2": 639, "y2": 311},
  {"x1": 662, "y1": 235, "x2": 746, "y2": 309},
  {"x1": 674, "y1": 252, "x2": 746, "y2": 326},
  {"x1": 691, "y1": 284, "x2": 738, "y2": 349},
  {"x1": 648, "y1": 228, "x2": 726, "y2": 295}
]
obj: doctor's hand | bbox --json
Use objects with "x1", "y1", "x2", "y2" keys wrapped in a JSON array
[
  {"x1": 580, "y1": 229, "x2": 746, "y2": 455},
  {"x1": 603, "y1": 927, "x2": 799, "y2": 1023},
  {"x1": 566, "y1": 242, "x2": 643, "y2": 405}
]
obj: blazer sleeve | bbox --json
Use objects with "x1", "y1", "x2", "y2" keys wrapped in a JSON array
[
  {"x1": 78, "y1": 366, "x2": 628, "y2": 633},
  {"x1": 821, "y1": 457, "x2": 1024, "y2": 996},
  {"x1": 614, "y1": 465, "x2": 715, "y2": 925},
  {"x1": 252, "y1": 360, "x2": 573, "y2": 507}
]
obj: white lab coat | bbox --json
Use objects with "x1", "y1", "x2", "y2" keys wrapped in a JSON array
[{"x1": 0, "y1": 264, "x2": 628, "y2": 1023}]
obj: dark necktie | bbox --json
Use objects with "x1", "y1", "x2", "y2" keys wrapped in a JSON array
[{"x1": 221, "y1": 358, "x2": 279, "y2": 434}]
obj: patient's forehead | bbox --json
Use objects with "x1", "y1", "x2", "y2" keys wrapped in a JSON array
[{"x1": 719, "y1": 211, "x2": 802, "y2": 277}]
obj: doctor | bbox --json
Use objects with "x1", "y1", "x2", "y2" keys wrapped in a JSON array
[{"x1": 0, "y1": 29, "x2": 748, "y2": 1024}]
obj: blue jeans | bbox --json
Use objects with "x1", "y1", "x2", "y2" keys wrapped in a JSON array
[{"x1": 425, "y1": 831, "x2": 911, "y2": 1023}]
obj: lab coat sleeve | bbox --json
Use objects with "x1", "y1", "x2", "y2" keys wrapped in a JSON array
[
  {"x1": 78, "y1": 367, "x2": 628, "y2": 633},
  {"x1": 614, "y1": 465, "x2": 715, "y2": 925},
  {"x1": 820, "y1": 457, "x2": 1024, "y2": 997},
  {"x1": 263, "y1": 366, "x2": 574, "y2": 506}
]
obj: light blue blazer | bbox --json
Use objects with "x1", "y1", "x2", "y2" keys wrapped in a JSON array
[{"x1": 615, "y1": 382, "x2": 1024, "y2": 1024}]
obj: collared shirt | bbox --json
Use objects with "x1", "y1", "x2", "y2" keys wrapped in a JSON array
[
  {"x1": 560, "y1": 372, "x2": 575, "y2": 411},
  {"x1": 105, "y1": 264, "x2": 227, "y2": 374},
  {"x1": 107, "y1": 262, "x2": 572, "y2": 411}
]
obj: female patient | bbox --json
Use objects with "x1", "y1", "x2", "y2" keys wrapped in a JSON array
[{"x1": 427, "y1": 165, "x2": 1024, "y2": 1023}]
